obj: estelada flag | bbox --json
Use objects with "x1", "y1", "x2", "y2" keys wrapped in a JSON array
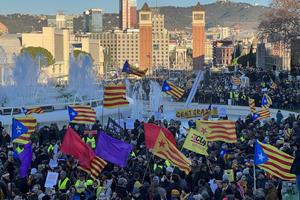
[
  {"x1": 183, "y1": 128, "x2": 208, "y2": 156},
  {"x1": 196, "y1": 120, "x2": 237, "y2": 143},
  {"x1": 68, "y1": 105, "x2": 96, "y2": 124},
  {"x1": 255, "y1": 140, "x2": 295, "y2": 181},
  {"x1": 13, "y1": 116, "x2": 37, "y2": 145},
  {"x1": 144, "y1": 123, "x2": 176, "y2": 149},
  {"x1": 152, "y1": 131, "x2": 191, "y2": 174}
]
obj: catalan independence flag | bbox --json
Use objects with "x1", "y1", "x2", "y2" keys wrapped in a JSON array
[
  {"x1": 152, "y1": 130, "x2": 191, "y2": 174},
  {"x1": 262, "y1": 94, "x2": 272, "y2": 109},
  {"x1": 248, "y1": 98, "x2": 256, "y2": 113},
  {"x1": 231, "y1": 76, "x2": 241, "y2": 86},
  {"x1": 255, "y1": 140, "x2": 295, "y2": 180},
  {"x1": 12, "y1": 116, "x2": 37, "y2": 145},
  {"x1": 122, "y1": 60, "x2": 148, "y2": 77},
  {"x1": 196, "y1": 120, "x2": 237, "y2": 143},
  {"x1": 68, "y1": 105, "x2": 96, "y2": 124},
  {"x1": 253, "y1": 108, "x2": 271, "y2": 121},
  {"x1": 22, "y1": 107, "x2": 44, "y2": 115},
  {"x1": 162, "y1": 81, "x2": 184, "y2": 99},
  {"x1": 103, "y1": 85, "x2": 129, "y2": 108}
]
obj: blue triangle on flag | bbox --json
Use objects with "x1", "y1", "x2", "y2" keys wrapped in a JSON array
[
  {"x1": 22, "y1": 107, "x2": 27, "y2": 114},
  {"x1": 252, "y1": 113, "x2": 260, "y2": 121},
  {"x1": 162, "y1": 81, "x2": 171, "y2": 92},
  {"x1": 254, "y1": 141, "x2": 268, "y2": 165},
  {"x1": 68, "y1": 106, "x2": 78, "y2": 121},
  {"x1": 122, "y1": 60, "x2": 130, "y2": 72},
  {"x1": 12, "y1": 118, "x2": 29, "y2": 141}
]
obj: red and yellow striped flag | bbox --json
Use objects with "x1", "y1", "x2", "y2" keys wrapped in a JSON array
[
  {"x1": 103, "y1": 85, "x2": 129, "y2": 108},
  {"x1": 78, "y1": 156, "x2": 107, "y2": 180},
  {"x1": 253, "y1": 108, "x2": 271, "y2": 121},
  {"x1": 255, "y1": 141, "x2": 295, "y2": 181},
  {"x1": 22, "y1": 107, "x2": 44, "y2": 115},
  {"x1": 248, "y1": 98, "x2": 256, "y2": 113},
  {"x1": 68, "y1": 105, "x2": 96, "y2": 124},
  {"x1": 152, "y1": 131, "x2": 191, "y2": 174},
  {"x1": 196, "y1": 120, "x2": 237, "y2": 143},
  {"x1": 13, "y1": 116, "x2": 37, "y2": 144}
]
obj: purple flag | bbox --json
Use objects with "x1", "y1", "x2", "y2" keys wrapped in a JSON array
[
  {"x1": 96, "y1": 131, "x2": 133, "y2": 168},
  {"x1": 19, "y1": 143, "x2": 32, "y2": 178}
]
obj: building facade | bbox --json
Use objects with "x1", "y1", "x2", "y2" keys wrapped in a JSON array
[
  {"x1": 256, "y1": 39, "x2": 291, "y2": 71},
  {"x1": 120, "y1": 0, "x2": 137, "y2": 30},
  {"x1": 152, "y1": 10, "x2": 170, "y2": 69},
  {"x1": 291, "y1": 37, "x2": 300, "y2": 73},
  {"x1": 89, "y1": 29, "x2": 139, "y2": 69},
  {"x1": 206, "y1": 26, "x2": 232, "y2": 40},
  {"x1": 139, "y1": 3, "x2": 152, "y2": 71},
  {"x1": 22, "y1": 27, "x2": 70, "y2": 80},
  {"x1": 192, "y1": 3, "x2": 206, "y2": 70},
  {"x1": 0, "y1": 22, "x2": 8, "y2": 35},
  {"x1": 55, "y1": 13, "x2": 74, "y2": 33},
  {"x1": 213, "y1": 40, "x2": 234, "y2": 66},
  {"x1": 83, "y1": 9, "x2": 103, "y2": 33}
]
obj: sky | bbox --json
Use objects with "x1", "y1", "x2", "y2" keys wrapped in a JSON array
[{"x1": 0, "y1": 0, "x2": 270, "y2": 15}]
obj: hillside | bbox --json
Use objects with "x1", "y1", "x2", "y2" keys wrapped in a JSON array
[
  {"x1": 0, "y1": 2, "x2": 270, "y2": 33},
  {"x1": 160, "y1": 2, "x2": 270, "y2": 31}
]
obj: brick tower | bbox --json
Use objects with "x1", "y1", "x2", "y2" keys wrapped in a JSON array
[
  {"x1": 192, "y1": 2, "x2": 205, "y2": 70},
  {"x1": 139, "y1": 3, "x2": 152, "y2": 71}
]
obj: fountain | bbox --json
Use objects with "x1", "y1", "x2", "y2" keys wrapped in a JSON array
[
  {"x1": 149, "y1": 80, "x2": 162, "y2": 115},
  {"x1": 0, "y1": 51, "x2": 134, "y2": 126},
  {"x1": 131, "y1": 81, "x2": 146, "y2": 120},
  {"x1": 68, "y1": 54, "x2": 98, "y2": 102}
]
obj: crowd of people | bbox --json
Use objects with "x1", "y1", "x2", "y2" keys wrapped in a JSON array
[
  {"x1": 185, "y1": 68, "x2": 300, "y2": 110},
  {"x1": 0, "y1": 68, "x2": 299, "y2": 200}
]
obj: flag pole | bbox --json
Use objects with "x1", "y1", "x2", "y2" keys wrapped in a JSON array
[
  {"x1": 253, "y1": 163, "x2": 257, "y2": 193},
  {"x1": 101, "y1": 105, "x2": 104, "y2": 127}
]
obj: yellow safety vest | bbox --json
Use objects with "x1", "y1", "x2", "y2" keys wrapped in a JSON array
[
  {"x1": 47, "y1": 144, "x2": 54, "y2": 153},
  {"x1": 96, "y1": 186, "x2": 102, "y2": 198},
  {"x1": 85, "y1": 179, "x2": 94, "y2": 187},
  {"x1": 165, "y1": 160, "x2": 171, "y2": 167},
  {"x1": 153, "y1": 164, "x2": 163, "y2": 171},
  {"x1": 58, "y1": 177, "x2": 70, "y2": 190},
  {"x1": 86, "y1": 137, "x2": 96, "y2": 149},
  {"x1": 75, "y1": 180, "x2": 86, "y2": 193},
  {"x1": 131, "y1": 152, "x2": 136, "y2": 158},
  {"x1": 16, "y1": 146, "x2": 24, "y2": 154}
]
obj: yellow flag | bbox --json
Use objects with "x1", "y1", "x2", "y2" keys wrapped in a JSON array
[{"x1": 183, "y1": 129, "x2": 208, "y2": 156}]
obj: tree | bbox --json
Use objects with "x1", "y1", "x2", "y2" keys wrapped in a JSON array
[
  {"x1": 21, "y1": 46, "x2": 55, "y2": 67},
  {"x1": 237, "y1": 46, "x2": 256, "y2": 67},
  {"x1": 258, "y1": 0, "x2": 300, "y2": 44},
  {"x1": 73, "y1": 50, "x2": 92, "y2": 59}
]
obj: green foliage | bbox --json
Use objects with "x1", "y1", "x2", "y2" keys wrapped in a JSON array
[
  {"x1": 73, "y1": 50, "x2": 92, "y2": 60},
  {"x1": 237, "y1": 51, "x2": 256, "y2": 67},
  {"x1": 21, "y1": 46, "x2": 55, "y2": 67}
]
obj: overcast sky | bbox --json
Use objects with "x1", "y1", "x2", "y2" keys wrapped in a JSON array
[{"x1": 0, "y1": 0, "x2": 270, "y2": 15}]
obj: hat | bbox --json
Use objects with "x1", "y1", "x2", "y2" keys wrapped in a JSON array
[
  {"x1": 31, "y1": 168, "x2": 38, "y2": 175},
  {"x1": 171, "y1": 189, "x2": 180, "y2": 197},
  {"x1": 117, "y1": 177, "x2": 127, "y2": 187},
  {"x1": 152, "y1": 176, "x2": 160, "y2": 185},
  {"x1": 134, "y1": 181, "x2": 142, "y2": 189}
]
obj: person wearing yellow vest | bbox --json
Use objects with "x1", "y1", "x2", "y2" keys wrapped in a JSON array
[
  {"x1": 16, "y1": 145, "x2": 24, "y2": 154},
  {"x1": 84, "y1": 133, "x2": 96, "y2": 149},
  {"x1": 57, "y1": 171, "x2": 71, "y2": 193},
  {"x1": 47, "y1": 144, "x2": 54, "y2": 154},
  {"x1": 75, "y1": 173, "x2": 86, "y2": 194}
]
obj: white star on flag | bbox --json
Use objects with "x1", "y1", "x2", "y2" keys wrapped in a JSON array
[
  {"x1": 71, "y1": 112, "x2": 76, "y2": 116},
  {"x1": 16, "y1": 126, "x2": 22, "y2": 133},
  {"x1": 258, "y1": 153, "x2": 265, "y2": 161}
]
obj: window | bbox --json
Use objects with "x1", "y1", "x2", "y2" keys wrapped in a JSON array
[
  {"x1": 141, "y1": 14, "x2": 150, "y2": 21},
  {"x1": 194, "y1": 13, "x2": 204, "y2": 20}
]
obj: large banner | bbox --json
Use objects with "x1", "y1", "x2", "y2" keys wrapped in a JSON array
[{"x1": 176, "y1": 108, "x2": 218, "y2": 119}]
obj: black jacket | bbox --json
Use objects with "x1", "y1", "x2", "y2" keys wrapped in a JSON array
[{"x1": 290, "y1": 150, "x2": 300, "y2": 175}]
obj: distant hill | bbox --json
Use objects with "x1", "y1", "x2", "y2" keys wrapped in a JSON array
[{"x1": 0, "y1": 2, "x2": 270, "y2": 33}]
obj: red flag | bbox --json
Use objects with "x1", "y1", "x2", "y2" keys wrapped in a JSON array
[
  {"x1": 144, "y1": 123, "x2": 176, "y2": 149},
  {"x1": 61, "y1": 127, "x2": 95, "y2": 169}
]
